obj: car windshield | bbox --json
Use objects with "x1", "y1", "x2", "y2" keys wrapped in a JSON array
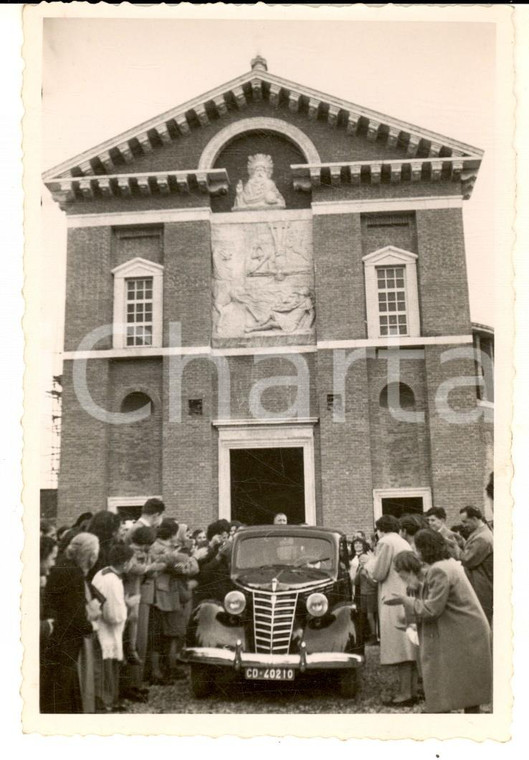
[{"x1": 233, "y1": 535, "x2": 335, "y2": 571}]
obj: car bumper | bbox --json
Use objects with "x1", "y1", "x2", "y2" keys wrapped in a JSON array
[{"x1": 180, "y1": 643, "x2": 364, "y2": 671}]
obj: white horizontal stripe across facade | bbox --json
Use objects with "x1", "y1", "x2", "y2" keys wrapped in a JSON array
[
  {"x1": 65, "y1": 195, "x2": 463, "y2": 227},
  {"x1": 312, "y1": 196, "x2": 463, "y2": 215},
  {"x1": 66, "y1": 207, "x2": 211, "y2": 228},
  {"x1": 62, "y1": 334, "x2": 473, "y2": 360}
]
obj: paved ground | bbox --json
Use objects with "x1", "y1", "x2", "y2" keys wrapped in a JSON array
[{"x1": 121, "y1": 644, "x2": 484, "y2": 715}]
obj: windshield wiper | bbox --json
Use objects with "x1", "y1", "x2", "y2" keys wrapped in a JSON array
[{"x1": 239, "y1": 563, "x2": 291, "y2": 571}]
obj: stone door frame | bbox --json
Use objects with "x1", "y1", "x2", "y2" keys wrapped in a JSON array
[
  {"x1": 216, "y1": 421, "x2": 317, "y2": 525},
  {"x1": 372, "y1": 486, "x2": 432, "y2": 522}
]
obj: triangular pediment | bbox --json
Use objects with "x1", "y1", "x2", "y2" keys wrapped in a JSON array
[
  {"x1": 43, "y1": 59, "x2": 483, "y2": 207},
  {"x1": 43, "y1": 62, "x2": 482, "y2": 181},
  {"x1": 111, "y1": 257, "x2": 164, "y2": 277},
  {"x1": 363, "y1": 246, "x2": 418, "y2": 265}
]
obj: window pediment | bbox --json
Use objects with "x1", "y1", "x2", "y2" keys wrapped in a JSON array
[
  {"x1": 112, "y1": 257, "x2": 164, "y2": 278},
  {"x1": 362, "y1": 246, "x2": 418, "y2": 266}
]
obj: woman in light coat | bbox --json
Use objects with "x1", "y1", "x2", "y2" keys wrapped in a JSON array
[
  {"x1": 368, "y1": 514, "x2": 418, "y2": 707},
  {"x1": 390, "y1": 528, "x2": 492, "y2": 713}
]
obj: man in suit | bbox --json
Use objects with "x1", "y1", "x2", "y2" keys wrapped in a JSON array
[
  {"x1": 123, "y1": 498, "x2": 166, "y2": 684},
  {"x1": 426, "y1": 506, "x2": 463, "y2": 559},
  {"x1": 125, "y1": 498, "x2": 165, "y2": 541},
  {"x1": 459, "y1": 505, "x2": 493, "y2": 625}
]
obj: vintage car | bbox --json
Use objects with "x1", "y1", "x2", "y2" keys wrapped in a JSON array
[{"x1": 180, "y1": 525, "x2": 365, "y2": 698}]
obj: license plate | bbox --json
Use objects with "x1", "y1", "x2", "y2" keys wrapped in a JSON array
[{"x1": 245, "y1": 667, "x2": 295, "y2": 681}]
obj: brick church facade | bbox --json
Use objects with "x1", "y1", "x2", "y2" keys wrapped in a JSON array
[{"x1": 44, "y1": 57, "x2": 493, "y2": 532}]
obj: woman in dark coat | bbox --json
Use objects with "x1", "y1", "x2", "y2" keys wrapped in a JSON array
[
  {"x1": 41, "y1": 533, "x2": 100, "y2": 713},
  {"x1": 86, "y1": 510, "x2": 122, "y2": 581},
  {"x1": 389, "y1": 528, "x2": 492, "y2": 713}
]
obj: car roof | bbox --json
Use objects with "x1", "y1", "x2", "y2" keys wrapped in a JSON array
[{"x1": 233, "y1": 525, "x2": 346, "y2": 540}]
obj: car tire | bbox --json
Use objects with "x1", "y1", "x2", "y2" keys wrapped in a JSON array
[
  {"x1": 190, "y1": 664, "x2": 214, "y2": 698},
  {"x1": 338, "y1": 668, "x2": 359, "y2": 699}
]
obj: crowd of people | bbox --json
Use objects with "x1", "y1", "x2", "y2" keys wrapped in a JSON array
[
  {"x1": 39, "y1": 501, "x2": 493, "y2": 714},
  {"x1": 40, "y1": 500, "x2": 241, "y2": 713},
  {"x1": 348, "y1": 506, "x2": 493, "y2": 713}
]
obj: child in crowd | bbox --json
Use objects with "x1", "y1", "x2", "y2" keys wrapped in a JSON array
[
  {"x1": 354, "y1": 551, "x2": 379, "y2": 644},
  {"x1": 92, "y1": 543, "x2": 136, "y2": 712}
]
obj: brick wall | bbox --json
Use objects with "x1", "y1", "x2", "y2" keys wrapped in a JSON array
[
  {"x1": 313, "y1": 213, "x2": 365, "y2": 340},
  {"x1": 163, "y1": 220, "x2": 212, "y2": 347},
  {"x1": 219, "y1": 354, "x2": 317, "y2": 420},
  {"x1": 64, "y1": 227, "x2": 113, "y2": 351},
  {"x1": 360, "y1": 212, "x2": 417, "y2": 255},
  {"x1": 107, "y1": 358, "x2": 163, "y2": 498},
  {"x1": 162, "y1": 355, "x2": 214, "y2": 528},
  {"x1": 423, "y1": 344, "x2": 486, "y2": 524},
  {"x1": 58, "y1": 359, "x2": 110, "y2": 523},
  {"x1": 111, "y1": 226, "x2": 163, "y2": 269},
  {"x1": 316, "y1": 349, "x2": 374, "y2": 534},
  {"x1": 417, "y1": 208, "x2": 472, "y2": 336},
  {"x1": 366, "y1": 352, "x2": 432, "y2": 490}
]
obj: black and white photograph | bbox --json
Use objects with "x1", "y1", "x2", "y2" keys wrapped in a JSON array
[{"x1": 18, "y1": 2, "x2": 519, "y2": 741}]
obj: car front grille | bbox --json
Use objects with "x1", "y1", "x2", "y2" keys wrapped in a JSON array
[{"x1": 252, "y1": 590, "x2": 299, "y2": 654}]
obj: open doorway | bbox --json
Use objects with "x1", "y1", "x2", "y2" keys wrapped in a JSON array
[
  {"x1": 230, "y1": 447, "x2": 305, "y2": 526},
  {"x1": 373, "y1": 487, "x2": 432, "y2": 523},
  {"x1": 381, "y1": 496, "x2": 424, "y2": 519}
]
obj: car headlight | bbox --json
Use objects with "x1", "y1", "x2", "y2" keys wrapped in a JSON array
[
  {"x1": 224, "y1": 590, "x2": 246, "y2": 616},
  {"x1": 306, "y1": 592, "x2": 328, "y2": 617}
]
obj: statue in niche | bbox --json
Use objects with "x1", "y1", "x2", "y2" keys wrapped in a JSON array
[{"x1": 233, "y1": 154, "x2": 286, "y2": 211}]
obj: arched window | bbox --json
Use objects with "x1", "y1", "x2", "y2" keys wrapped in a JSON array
[
  {"x1": 120, "y1": 391, "x2": 153, "y2": 416},
  {"x1": 379, "y1": 382, "x2": 416, "y2": 411}
]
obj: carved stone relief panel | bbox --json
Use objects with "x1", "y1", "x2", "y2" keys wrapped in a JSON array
[{"x1": 212, "y1": 216, "x2": 315, "y2": 340}]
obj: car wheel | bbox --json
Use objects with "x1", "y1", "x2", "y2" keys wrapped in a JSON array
[
  {"x1": 190, "y1": 664, "x2": 214, "y2": 698},
  {"x1": 338, "y1": 668, "x2": 359, "y2": 699}
]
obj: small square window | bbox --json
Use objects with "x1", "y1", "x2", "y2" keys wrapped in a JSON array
[
  {"x1": 326, "y1": 394, "x2": 343, "y2": 414},
  {"x1": 188, "y1": 399, "x2": 203, "y2": 416}
]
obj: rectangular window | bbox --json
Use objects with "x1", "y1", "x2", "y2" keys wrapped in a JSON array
[
  {"x1": 126, "y1": 277, "x2": 153, "y2": 346},
  {"x1": 376, "y1": 266, "x2": 408, "y2": 336}
]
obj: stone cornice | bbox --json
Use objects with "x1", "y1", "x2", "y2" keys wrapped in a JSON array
[
  {"x1": 471, "y1": 322, "x2": 494, "y2": 336},
  {"x1": 45, "y1": 155, "x2": 479, "y2": 210},
  {"x1": 43, "y1": 67, "x2": 483, "y2": 184},
  {"x1": 44, "y1": 168, "x2": 229, "y2": 210},
  {"x1": 291, "y1": 156, "x2": 481, "y2": 199}
]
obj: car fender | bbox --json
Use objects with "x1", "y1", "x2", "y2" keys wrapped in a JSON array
[
  {"x1": 186, "y1": 600, "x2": 248, "y2": 650},
  {"x1": 300, "y1": 603, "x2": 361, "y2": 654}
]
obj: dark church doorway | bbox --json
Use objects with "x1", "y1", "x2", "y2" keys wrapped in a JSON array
[
  {"x1": 381, "y1": 496, "x2": 424, "y2": 519},
  {"x1": 230, "y1": 447, "x2": 305, "y2": 526}
]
